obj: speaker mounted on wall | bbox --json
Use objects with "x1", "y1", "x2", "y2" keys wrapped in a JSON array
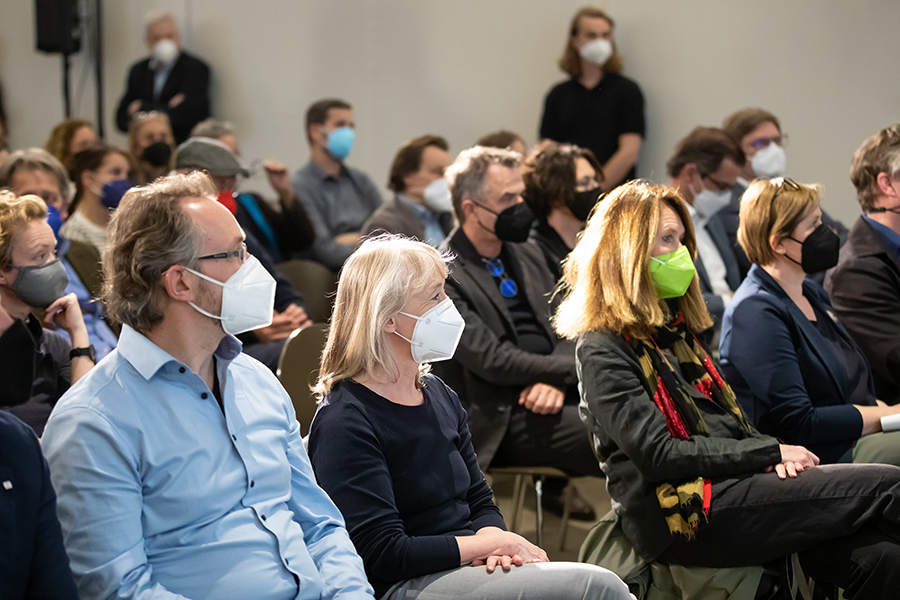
[{"x1": 35, "y1": 0, "x2": 82, "y2": 54}]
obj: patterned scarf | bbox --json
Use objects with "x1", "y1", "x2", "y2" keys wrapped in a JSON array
[{"x1": 630, "y1": 314, "x2": 752, "y2": 539}]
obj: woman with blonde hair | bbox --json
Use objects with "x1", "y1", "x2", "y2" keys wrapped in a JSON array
[
  {"x1": 128, "y1": 111, "x2": 175, "y2": 184},
  {"x1": 307, "y1": 234, "x2": 631, "y2": 600},
  {"x1": 556, "y1": 180, "x2": 900, "y2": 598},
  {"x1": 45, "y1": 119, "x2": 97, "y2": 170},
  {"x1": 720, "y1": 178, "x2": 900, "y2": 466}
]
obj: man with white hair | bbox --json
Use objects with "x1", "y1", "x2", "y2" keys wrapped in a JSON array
[{"x1": 115, "y1": 12, "x2": 211, "y2": 143}]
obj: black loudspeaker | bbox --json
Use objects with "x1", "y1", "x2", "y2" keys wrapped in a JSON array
[{"x1": 35, "y1": 0, "x2": 81, "y2": 54}]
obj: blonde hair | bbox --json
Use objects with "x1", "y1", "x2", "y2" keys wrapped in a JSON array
[
  {"x1": 554, "y1": 181, "x2": 712, "y2": 340},
  {"x1": 559, "y1": 7, "x2": 624, "y2": 79},
  {"x1": 0, "y1": 190, "x2": 48, "y2": 271},
  {"x1": 738, "y1": 179, "x2": 821, "y2": 266},
  {"x1": 313, "y1": 234, "x2": 452, "y2": 400}
]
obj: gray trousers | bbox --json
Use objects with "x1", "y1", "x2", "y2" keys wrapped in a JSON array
[
  {"x1": 382, "y1": 562, "x2": 635, "y2": 600},
  {"x1": 853, "y1": 430, "x2": 900, "y2": 467}
]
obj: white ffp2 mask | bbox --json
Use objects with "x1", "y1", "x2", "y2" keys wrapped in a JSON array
[
  {"x1": 751, "y1": 143, "x2": 787, "y2": 178},
  {"x1": 579, "y1": 39, "x2": 613, "y2": 66},
  {"x1": 423, "y1": 178, "x2": 453, "y2": 213},
  {"x1": 394, "y1": 297, "x2": 466, "y2": 363},
  {"x1": 186, "y1": 255, "x2": 277, "y2": 335}
]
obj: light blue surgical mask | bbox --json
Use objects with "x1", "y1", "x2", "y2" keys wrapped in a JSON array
[{"x1": 326, "y1": 127, "x2": 355, "y2": 160}]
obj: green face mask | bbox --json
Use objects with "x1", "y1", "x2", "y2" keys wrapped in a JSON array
[{"x1": 649, "y1": 245, "x2": 696, "y2": 299}]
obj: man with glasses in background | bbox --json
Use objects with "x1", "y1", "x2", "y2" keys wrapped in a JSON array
[
  {"x1": 433, "y1": 146, "x2": 603, "y2": 522},
  {"x1": 42, "y1": 172, "x2": 373, "y2": 599},
  {"x1": 667, "y1": 127, "x2": 745, "y2": 339}
]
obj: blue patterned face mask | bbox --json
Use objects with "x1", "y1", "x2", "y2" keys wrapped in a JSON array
[{"x1": 326, "y1": 127, "x2": 355, "y2": 160}]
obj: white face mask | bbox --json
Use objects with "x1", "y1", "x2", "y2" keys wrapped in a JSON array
[
  {"x1": 751, "y1": 143, "x2": 787, "y2": 178},
  {"x1": 394, "y1": 297, "x2": 466, "y2": 364},
  {"x1": 692, "y1": 181, "x2": 732, "y2": 219},
  {"x1": 578, "y1": 39, "x2": 613, "y2": 66},
  {"x1": 153, "y1": 39, "x2": 179, "y2": 64},
  {"x1": 185, "y1": 255, "x2": 277, "y2": 336},
  {"x1": 423, "y1": 178, "x2": 453, "y2": 213}
]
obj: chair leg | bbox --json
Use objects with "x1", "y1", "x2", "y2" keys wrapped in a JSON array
[
  {"x1": 535, "y1": 476, "x2": 545, "y2": 548},
  {"x1": 509, "y1": 474, "x2": 525, "y2": 532},
  {"x1": 558, "y1": 481, "x2": 574, "y2": 551}
]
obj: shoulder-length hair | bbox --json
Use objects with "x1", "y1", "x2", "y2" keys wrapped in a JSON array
[
  {"x1": 559, "y1": 7, "x2": 623, "y2": 79},
  {"x1": 313, "y1": 234, "x2": 452, "y2": 401},
  {"x1": 554, "y1": 181, "x2": 712, "y2": 340}
]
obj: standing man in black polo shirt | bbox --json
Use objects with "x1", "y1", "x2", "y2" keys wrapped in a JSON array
[
  {"x1": 434, "y1": 145, "x2": 602, "y2": 520},
  {"x1": 539, "y1": 7, "x2": 645, "y2": 191}
]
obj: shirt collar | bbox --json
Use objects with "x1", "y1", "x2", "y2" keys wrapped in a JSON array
[
  {"x1": 305, "y1": 159, "x2": 347, "y2": 183},
  {"x1": 864, "y1": 215, "x2": 900, "y2": 255},
  {"x1": 686, "y1": 202, "x2": 709, "y2": 227},
  {"x1": 397, "y1": 193, "x2": 430, "y2": 217},
  {"x1": 117, "y1": 323, "x2": 243, "y2": 381}
]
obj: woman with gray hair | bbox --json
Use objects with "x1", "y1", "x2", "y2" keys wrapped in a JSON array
[{"x1": 307, "y1": 234, "x2": 632, "y2": 600}]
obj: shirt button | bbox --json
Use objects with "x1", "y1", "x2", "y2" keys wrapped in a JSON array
[
  {"x1": 201, "y1": 392, "x2": 208, "y2": 399},
  {"x1": 179, "y1": 367, "x2": 186, "y2": 374},
  {"x1": 250, "y1": 480, "x2": 255, "y2": 488},
  {"x1": 232, "y1": 434, "x2": 237, "y2": 441},
  {"x1": 261, "y1": 514, "x2": 266, "y2": 521},
  {"x1": 285, "y1": 559, "x2": 290, "y2": 565}
]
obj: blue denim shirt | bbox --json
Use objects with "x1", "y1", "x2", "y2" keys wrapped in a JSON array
[
  {"x1": 60, "y1": 257, "x2": 117, "y2": 359},
  {"x1": 864, "y1": 215, "x2": 900, "y2": 257},
  {"x1": 42, "y1": 325, "x2": 373, "y2": 600}
]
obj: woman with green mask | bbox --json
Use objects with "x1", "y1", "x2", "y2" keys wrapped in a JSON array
[{"x1": 553, "y1": 180, "x2": 900, "y2": 598}]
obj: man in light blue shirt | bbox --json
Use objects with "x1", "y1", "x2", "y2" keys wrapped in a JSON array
[{"x1": 42, "y1": 171, "x2": 373, "y2": 600}]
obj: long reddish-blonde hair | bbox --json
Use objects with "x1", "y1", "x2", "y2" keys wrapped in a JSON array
[{"x1": 554, "y1": 181, "x2": 712, "y2": 341}]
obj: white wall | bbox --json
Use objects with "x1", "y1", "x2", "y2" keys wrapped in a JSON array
[{"x1": 3, "y1": 0, "x2": 898, "y2": 224}]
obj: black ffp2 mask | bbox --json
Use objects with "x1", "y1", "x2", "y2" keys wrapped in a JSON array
[
  {"x1": 570, "y1": 188, "x2": 604, "y2": 222},
  {"x1": 788, "y1": 223, "x2": 840, "y2": 274}
]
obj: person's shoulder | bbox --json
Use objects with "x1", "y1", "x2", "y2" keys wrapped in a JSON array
[
  {"x1": 607, "y1": 72, "x2": 642, "y2": 90},
  {"x1": 313, "y1": 382, "x2": 371, "y2": 432},
  {"x1": 0, "y1": 411, "x2": 39, "y2": 457},
  {"x1": 577, "y1": 329, "x2": 628, "y2": 356},
  {"x1": 547, "y1": 78, "x2": 576, "y2": 95},
  {"x1": 178, "y1": 51, "x2": 210, "y2": 71}
]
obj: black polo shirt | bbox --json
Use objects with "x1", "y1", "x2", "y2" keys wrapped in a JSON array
[
  {"x1": 539, "y1": 73, "x2": 645, "y2": 182},
  {"x1": 0, "y1": 316, "x2": 71, "y2": 436}
]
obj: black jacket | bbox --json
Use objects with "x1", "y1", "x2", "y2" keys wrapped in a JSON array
[
  {"x1": 826, "y1": 217, "x2": 900, "y2": 404},
  {"x1": 576, "y1": 329, "x2": 781, "y2": 560},
  {"x1": 115, "y1": 51, "x2": 211, "y2": 143},
  {"x1": 434, "y1": 228, "x2": 577, "y2": 470}
]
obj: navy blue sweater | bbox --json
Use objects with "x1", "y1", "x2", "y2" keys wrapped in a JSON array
[{"x1": 308, "y1": 375, "x2": 505, "y2": 597}]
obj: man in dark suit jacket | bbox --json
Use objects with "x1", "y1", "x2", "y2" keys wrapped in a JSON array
[
  {"x1": 433, "y1": 146, "x2": 602, "y2": 517},
  {"x1": 826, "y1": 124, "x2": 900, "y2": 404},
  {"x1": 115, "y1": 13, "x2": 210, "y2": 143},
  {"x1": 363, "y1": 134, "x2": 455, "y2": 245},
  {"x1": 0, "y1": 410, "x2": 78, "y2": 598}
]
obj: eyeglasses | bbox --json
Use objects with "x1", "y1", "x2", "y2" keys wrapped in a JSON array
[
  {"x1": 749, "y1": 134, "x2": 788, "y2": 150},
  {"x1": 702, "y1": 174, "x2": 733, "y2": 192},
  {"x1": 484, "y1": 257, "x2": 518, "y2": 298},
  {"x1": 198, "y1": 242, "x2": 247, "y2": 262},
  {"x1": 770, "y1": 177, "x2": 801, "y2": 202}
]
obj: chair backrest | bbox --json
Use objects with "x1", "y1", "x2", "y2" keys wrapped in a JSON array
[
  {"x1": 276, "y1": 259, "x2": 338, "y2": 323},
  {"x1": 276, "y1": 323, "x2": 329, "y2": 437}
]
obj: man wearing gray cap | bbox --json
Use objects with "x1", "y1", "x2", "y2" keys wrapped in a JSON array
[{"x1": 175, "y1": 137, "x2": 312, "y2": 370}]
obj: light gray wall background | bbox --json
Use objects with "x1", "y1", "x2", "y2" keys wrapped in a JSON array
[{"x1": 2, "y1": 0, "x2": 898, "y2": 224}]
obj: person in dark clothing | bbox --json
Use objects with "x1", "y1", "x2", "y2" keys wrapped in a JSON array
[
  {"x1": 0, "y1": 190, "x2": 95, "y2": 436},
  {"x1": 115, "y1": 13, "x2": 210, "y2": 143},
  {"x1": 0, "y1": 410, "x2": 79, "y2": 599},
  {"x1": 308, "y1": 234, "x2": 631, "y2": 600},
  {"x1": 555, "y1": 180, "x2": 900, "y2": 599},
  {"x1": 523, "y1": 140, "x2": 604, "y2": 280},
  {"x1": 539, "y1": 7, "x2": 644, "y2": 191}
]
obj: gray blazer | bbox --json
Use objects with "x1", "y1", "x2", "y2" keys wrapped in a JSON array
[{"x1": 362, "y1": 196, "x2": 454, "y2": 243}]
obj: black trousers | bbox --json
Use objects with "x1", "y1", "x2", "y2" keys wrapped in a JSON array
[{"x1": 657, "y1": 463, "x2": 900, "y2": 600}]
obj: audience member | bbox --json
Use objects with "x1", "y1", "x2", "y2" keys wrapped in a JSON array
[
  {"x1": 363, "y1": 134, "x2": 454, "y2": 246},
  {"x1": 477, "y1": 130, "x2": 528, "y2": 156},
  {"x1": 61, "y1": 145, "x2": 133, "y2": 253},
  {"x1": 0, "y1": 410, "x2": 78, "y2": 598},
  {"x1": 308, "y1": 234, "x2": 632, "y2": 600},
  {"x1": 42, "y1": 172, "x2": 373, "y2": 599},
  {"x1": 667, "y1": 127, "x2": 744, "y2": 332},
  {"x1": 721, "y1": 177, "x2": 900, "y2": 465},
  {"x1": 523, "y1": 140, "x2": 603, "y2": 279},
  {"x1": 292, "y1": 98, "x2": 382, "y2": 271},
  {"x1": 540, "y1": 7, "x2": 644, "y2": 191},
  {"x1": 433, "y1": 146, "x2": 602, "y2": 521},
  {"x1": 190, "y1": 119, "x2": 316, "y2": 262},
  {"x1": 128, "y1": 111, "x2": 175, "y2": 184},
  {"x1": 555, "y1": 180, "x2": 900, "y2": 598},
  {"x1": 0, "y1": 190, "x2": 95, "y2": 436},
  {"x1": 0, "y1": 149, "x2": 118, "y2": 356},
  {"x1": 0, "y1": 81, "x2": 7, "y2": 149},
  {"x1": 44, "y1": 119, "x2": 97, "y2": 170},
  {"x1": 721, "y1": 108, "x2": 848, "y2": 278},
  {"x1": 826, "y1": 124, "x2": 900, "y2": 405},
  {"x1": 174, "y1": 138, "x2": 313, "y2": 370},
  {"x1": 115, "y1": 12, "x2": 211, "y2": 143}
]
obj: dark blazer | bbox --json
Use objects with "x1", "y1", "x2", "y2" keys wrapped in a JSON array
[
  {"x1": 0, "y1": 411, "x2": 78, "y2": 598},
  {"x1": 115, "y1": 51, "x2": 211, "y2": 143},
  {"x1": 695, "y1": 212, "x2": 743, "y2": 330},
  {"x1": 433, "y1": 229, "x2": 577, "y2": 470},
  {"x1": 826, "y1": 217, "x2": 900, "y2": 404},
  {"x1": 576, "y1": 329, "x2": 780, "y2": 560},
  {"x1": 362, "y1": 195, "x2": 454, "y2": 242},
  {"x1": 720, "y1": 265, "x2": 876, "y2": 464}
]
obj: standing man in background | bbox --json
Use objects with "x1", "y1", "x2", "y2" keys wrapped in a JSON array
[
  {"x1": 115, "y1": 12, "x2": 211, "y2": 144},
  {"x1": 540, "y1": 7, "x2": 645, "y2": 191}
]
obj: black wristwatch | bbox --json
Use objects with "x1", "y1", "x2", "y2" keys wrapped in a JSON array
[{"x1": 70, "y1": 345, "x2": 97, "y2": 363}]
